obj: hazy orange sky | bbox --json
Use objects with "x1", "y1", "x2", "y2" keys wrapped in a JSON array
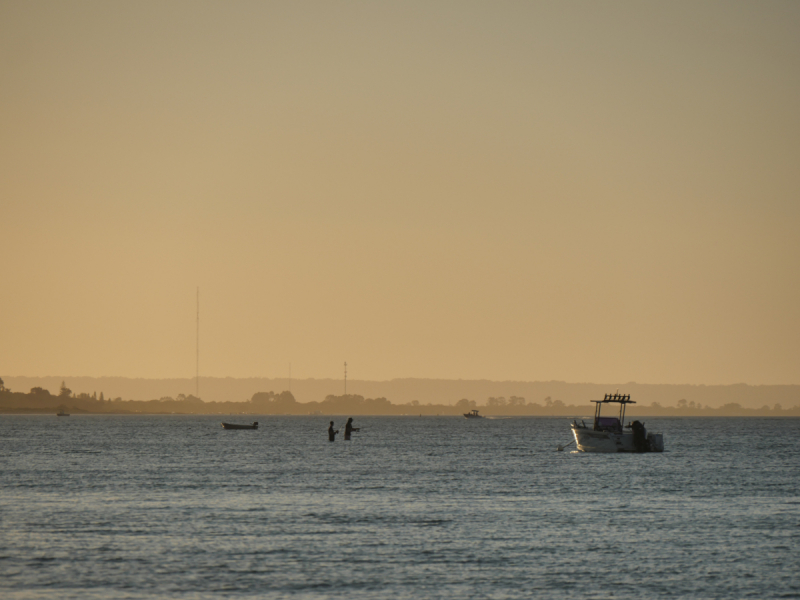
[{"x1": 2, "y1": 1, "x2": 798, "y2": 385}]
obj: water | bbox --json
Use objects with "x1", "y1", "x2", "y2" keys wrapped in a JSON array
[{"x1": 1, "y1": 415, "x2": 798, "y2": 599}]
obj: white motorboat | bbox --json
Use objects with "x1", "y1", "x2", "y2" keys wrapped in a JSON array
[{"x1": 570, "y1": 393, "x2": 664, "y2": 453}]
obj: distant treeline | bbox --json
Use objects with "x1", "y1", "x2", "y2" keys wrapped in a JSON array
[
  {"x1": 6, "y1": 376, "x2": 800, "y2": 410},
  {"x1": 0, "y1": 379, "x2": 798, "y2": 416}
]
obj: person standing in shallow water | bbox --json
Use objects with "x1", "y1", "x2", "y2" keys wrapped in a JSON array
[
  {"x1": 328, "y1": 421, "x2": 338, "y2": 442},
  {"x1": 344, "y1": 417, "x2": 359, "y2": 441}
]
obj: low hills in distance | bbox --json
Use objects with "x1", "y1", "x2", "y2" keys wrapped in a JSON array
[{"x1": 1, "y1": 376, "x2": 799, "y2": 416}]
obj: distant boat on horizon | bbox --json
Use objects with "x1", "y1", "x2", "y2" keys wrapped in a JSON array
[
  {"x1": 56, "y1": 411, "x2": 70, "y2": 417},
  {"x1": 221, "y1": 421, "x2": 258, "y2": 430},
  {"x1": 463, "y1": 409, "x2": 483, "y2": 419}
]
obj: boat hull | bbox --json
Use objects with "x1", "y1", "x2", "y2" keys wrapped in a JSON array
[
  {"x1": 571, "y1": 426, "x2": 664, "y2": 453},
  {"x1": 572, "y1": 426, "x2": 635, "y2": 452},
  {"x1": 221, "y1": 422, "x2": 258, "y2": 430}
]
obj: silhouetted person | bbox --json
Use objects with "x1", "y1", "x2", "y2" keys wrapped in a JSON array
[
  {"x1": 344, "y1": 417, "x2": 359, "y2": 440},
  {"x1": 328, "y1": 421, "x2": 339, "y2": 442}
]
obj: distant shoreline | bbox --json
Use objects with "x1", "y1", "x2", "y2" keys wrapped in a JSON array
[
  {"x1": 2, "y1": 389, "x2": 798, "y2": 418},
  {"x1": 3, "y1": 376, "x2": 800, "y2": 410}
]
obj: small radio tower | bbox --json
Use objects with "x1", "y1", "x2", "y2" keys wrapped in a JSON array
[
  {"x1": 196, "y1": 287, "x2": 199, "y2": 399},
  {"x1": 344, "y1": 361, "x2": 347, "y2": 396}
]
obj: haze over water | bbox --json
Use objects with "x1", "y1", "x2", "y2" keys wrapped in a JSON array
[{"x1": 2, "y1": 415, "x2": 798, "y2": 599}]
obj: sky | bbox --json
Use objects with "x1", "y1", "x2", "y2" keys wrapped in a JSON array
[{"x1": 1, "y1": 1, "x2": 799, "y2": 385}]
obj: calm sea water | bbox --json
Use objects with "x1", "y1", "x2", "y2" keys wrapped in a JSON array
[{"x1": 1, "y1": 415, "x2": 798, "y2": 599}]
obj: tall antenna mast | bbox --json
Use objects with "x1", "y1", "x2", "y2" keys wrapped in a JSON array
[
  {"x1": 344, "y1": 361, "x2": 347, "y2": 396},
  {"x1": 289, "y1": 362, "x2": 292, "y2": 393},
  {"x1": 196, "y1": 287, "x2": 199, "y2": 399}
]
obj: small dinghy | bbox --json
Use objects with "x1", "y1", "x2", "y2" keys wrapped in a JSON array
[{"x1": 221, "y1": 421, "x2": 258, "y2": 430}]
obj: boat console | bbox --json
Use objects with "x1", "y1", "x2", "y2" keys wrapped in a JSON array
[
  {"x1": 592, "y1": 393, "x2": 634, "y2": 431},
  {"x1": 595, "y1": 417, "x2": 622, "y2": 432}
]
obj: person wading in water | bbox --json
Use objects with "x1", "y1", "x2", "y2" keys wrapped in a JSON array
[
  {"x1": 344, "y1": 417, "x2": 359, "y2": 441},
  {"x1": 328, "y1": 421, "x2": 339, "y2": 442}
]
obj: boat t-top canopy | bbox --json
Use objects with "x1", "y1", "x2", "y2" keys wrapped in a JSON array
[{"x1": 591, "y1": 393, "x2": 635, "y2": 431}]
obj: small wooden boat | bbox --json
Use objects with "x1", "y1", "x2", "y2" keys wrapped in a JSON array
[{"x1": 221, "y1": 421, "x2": 258, "y2": 430}]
